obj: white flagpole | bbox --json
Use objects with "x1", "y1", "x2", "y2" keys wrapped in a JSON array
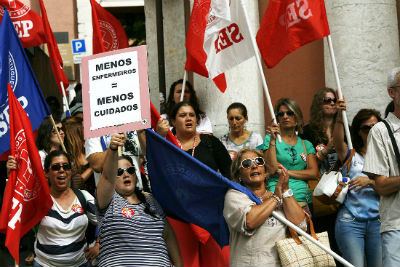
[
  {"x1": 326, "y1": 35, "x2": 353, "y2": 149},
  {"x1": 239, "y1": 0, "x2": 281, "y2": 142},
  {"x1": 60, "y1": 82, "x2": 71, "y2": 117},
  {"x1": 272, "y1": 211, "x2": 355, "y2": 267},
  {"x1": 180, "y1": 70, "x2": 187, "y2": 102}
]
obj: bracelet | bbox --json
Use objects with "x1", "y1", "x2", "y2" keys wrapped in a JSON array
[
  {"x1": 268, "y1": 194, "x2": 282, "y2": 207},
  {"x1": 109, "y1": 146, "x2": 118, "y2": 151}
]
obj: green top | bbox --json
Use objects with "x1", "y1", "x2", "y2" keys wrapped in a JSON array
[{"x1": 257, "y1": 135, "x2": 316, "y2": 203}]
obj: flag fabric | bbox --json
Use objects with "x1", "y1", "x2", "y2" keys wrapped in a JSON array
[
  {"x1": 150, "y1": 101, "x2": 179, "y2": 147},
  {"x1": 0, "y1": 0, "x2": 46, "y2": 47},
  {"x1": 256, "y1": 0, "x2": 330, "y2": 68},
  {"x1": 145, "y1": 129, "x2": 261, "y2": 248},
  {"x1": 0, "y1": 84, "x2": 53, "y2": 264},
  {"x1": 89, "y1": 0, "x2": 129, "y2": 54},
  {"x1": 185, "y1": 0, "x2": 254, "y2": 92},
  {"x1": 0, "y1": 8, "x2": 51, "y2": 156},
  {"x1": 39, "y1": 0, "x2": 69, "y2": 97}
]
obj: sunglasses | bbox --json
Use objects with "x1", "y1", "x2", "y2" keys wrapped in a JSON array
[
  {"x1": 240, "y1": 157, "x2": 265, "y2": 169},
  {"x1": 52, "y1": 127, "x2": 63, "y2": 134},
  {"x1": 50, "y1": 163, "x2": 71, "y2": 171},
  {"x1": 360, "y1": 124, "x2": 375, "y2": 133},
  {"x1": 323, "y1": 97, "x2": 337, "y2": 104},
  {"x1": 276, "y1": 110, "x2": 295, "y2": 117},
  {"x1": 117, "y1": 166, "x2": 136, "y2": 177}
]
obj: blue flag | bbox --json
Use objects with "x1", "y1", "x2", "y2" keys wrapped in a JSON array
[
  {"x1": 0, "y1": 8, "x2": 50, "y2": 155},
  {"x1": 145, "y1": 129, "x2": 262, "y2": 248}
]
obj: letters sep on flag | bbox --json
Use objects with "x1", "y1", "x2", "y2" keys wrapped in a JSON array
[
  {"x1": 145, "y1": 129, "x2": 261, "y2": 248},
  {"x1": 256, "y1": 0, "x2": 330, "y2": 68},
  {"x1": 0, "y1": 84, "x2": 53, "y2": 264},
  {"x1": 0, "y1": 0, "x2": 46, "y2": 48},
  {"x1": 0, "y1": 8, "x2": 51, "y2": 156},
  {"x1": 185, "y1": 0, "x2": 254, "y2": 92}
]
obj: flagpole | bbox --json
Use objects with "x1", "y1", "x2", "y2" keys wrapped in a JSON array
[
  {"x1": 272, "y1": 211, "x2": 355, "y2": 267},
  {"x1": 60, "y1": 82, "x2": 70, "y2": 116},
  {"x1": 326, "y1": 35, "x2": 353, "y2": 149},
  {"x1": 239, "y1": 0, "x2": 281, "y2": 142},
  {"x1": 180, "y1": 70, "x2": 187, "y2": 102},
  {"x1": 49, "y1": 114, "x2": 67, "y2": 153}
]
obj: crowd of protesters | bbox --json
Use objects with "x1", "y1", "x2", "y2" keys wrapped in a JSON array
[{"x1": 2, "y1": 67, "x2": 400, "y2": 267}]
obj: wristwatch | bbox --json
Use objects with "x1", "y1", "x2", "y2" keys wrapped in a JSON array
[{"x1": 282, "y1": 189, "x2": 293, "y2": 199}]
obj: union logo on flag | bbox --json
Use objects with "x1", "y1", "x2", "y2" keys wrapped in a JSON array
[
  {"x1": 121, "y1": 207, "x2": 134, "y2": 218},
  {"x1": 72, "y1": 204, "x2": 83, "y2": 214}
]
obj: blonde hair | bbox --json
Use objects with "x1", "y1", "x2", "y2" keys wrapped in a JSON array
[{"x1": 275, "y1": 98, "x2": 304, "y2": 134}]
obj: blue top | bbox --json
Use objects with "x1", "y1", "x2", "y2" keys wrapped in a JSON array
[
  {"x1": 257, "y1": 135, "x2": 316, "y2": 203},
  {"x1": 341, "y1": 150, "x2": 380, "y2": 220}
]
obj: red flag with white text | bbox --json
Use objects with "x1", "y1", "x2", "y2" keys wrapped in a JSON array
[
  {"x1": 185, "y1": 0, "x2": 253, "y2": 92},
  {"x1": 256, "y1": 0, "x2": 330, "y2": 68},
  {"x1": 0, "y1": 84, "x2": 53, "y2": 264},
  {"x1": 0, "y1": 0, "x2": 46, "y2": 47},
  {"x1": 89, "y1": 0, "x2": 128, "y2": 54},
  {"x1": 39, "y1": 0, "x2": 69, "y2": 96}
]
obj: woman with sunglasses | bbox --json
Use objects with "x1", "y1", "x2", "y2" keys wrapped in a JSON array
[
  {"x1": 258, "y1": 98, "x2": 318, "y2": 214},
  {"x1": 96, "y1": 133, "x2": 182, "y2": 267},
  {"x1": 7, "y1": 150, "x2": 99, "y2": 267},
  {"x1": 219, "y1": 102, "x2": 263, "y2": 160},
  {"x1": 36, "y1": 117, "x2": 65, "y2": 167},
  {"x1": 333, "y1": 99, "x2": 382, "y2": 267},
  {"x1": 224, "y1": 148, "x2": 306, "y2": 266}
]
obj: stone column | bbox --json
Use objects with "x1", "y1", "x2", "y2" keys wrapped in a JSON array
[
  {"x1": 193, "y1": 1, "x2": 264, "y2": 138},
  {"x1": 324, "y1": 0, "x2": 400, "y2": 121}
]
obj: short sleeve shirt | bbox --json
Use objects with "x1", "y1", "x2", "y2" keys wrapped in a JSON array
[
  {"x1": 257, "y1": 135, "x2": 316, "y2": 203},
  {"x1": 219, "y1": 132, "x2": 264, "y2": 160},
  {"x1": 363, "y1": 112, "x2": 400, "y2": 232}
]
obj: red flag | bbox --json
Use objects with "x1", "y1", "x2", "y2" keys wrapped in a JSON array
[
  {"x1": 185, "y1": 0, "x2": 253, "y2": 92},
  {"x1": 256, "y1": 0, "x2": 330, "y2": 68},
  {"x1": 38, "y1": 0, "x2": 69, "y2": 96},
  {"x1": 0, "y1": 84, "x2": 53, "y2": 264},
  {"x1": 150, "y1": 102, "x2": 179, "y2": 147},
  {"x1": 89, "y1": 0, "x2": 128, "y2": 54},
  {"x1": 0, "y1": 0, "x2": 46, "y2": 47}
]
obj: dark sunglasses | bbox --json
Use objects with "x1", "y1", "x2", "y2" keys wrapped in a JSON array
[
  {"x1": 276, "y1": 110, "x2": 295, "y2": 117},
  {"x1": 50, "y1": 163, "x2": 71, "y2": 171},
  {"x1": 323, "y1": 97, "x2": 337, "y2": 104},
  {"x1": 117, "y1": 166, "x2": 136, "y2": 177},
  {"x1": 52, "y1": 127, "x2": 63, "y2": 133},
  {"x1": 240, "y1": 157, "x2": 265, "y2": 169},
  {"x1": 360, "y1": 124, "x2": 375, "y2": 133}
]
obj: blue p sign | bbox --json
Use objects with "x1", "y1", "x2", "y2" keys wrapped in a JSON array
[{"x1": 72, "y1": 39, "x2": 86, "y2": 54}]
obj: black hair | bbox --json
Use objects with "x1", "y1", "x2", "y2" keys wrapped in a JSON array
[
  {"x1": 227, "y1": 102, "x2": 248, "y2": 118},
  {"x1": 36, "y1": 117, "x2": 62, "y2": 153},
  {"x1": 169, "y1": 101, "x2": 200, "y2": 124},
  {"x1": 165, "y1": 79, "x2": 204, "y2": 119},
  {"x1": 350, "y1": 109, "x2": 382, "y2": 154},
  {"x1": 44, "y1": 150, "x2": 71, "y2": 172},
  {"x1": 118, "y1": 155, "x2": 156, "y2": 218}
]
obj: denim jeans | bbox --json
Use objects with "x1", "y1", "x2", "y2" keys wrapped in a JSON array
[
  {"x1": 335, "y1": 207, "x2": 382, "y2": 267},
  {"x1": 382, "y1": 230, "x2": 400, "y2": 267}
]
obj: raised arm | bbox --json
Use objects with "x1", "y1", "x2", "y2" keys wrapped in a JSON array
[
  {"x1": 263, "y1": 122, "x2": 280, "y2": 176},
  {"x1": 333, "y1": 98, "x2": 348, "y2": 162},
  {"x1": 96, "y1": 133, "x2": 126, "y2": 209}
]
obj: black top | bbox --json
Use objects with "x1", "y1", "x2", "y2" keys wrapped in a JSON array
[{"x1": 185, "y1": 134, "x2": 232, "y2": 179}]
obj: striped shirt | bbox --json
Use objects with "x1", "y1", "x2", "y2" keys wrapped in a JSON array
[
  {"x1": 97, "y1": 192, "x2": 171, "y2": 267},
  {"x1": 34, "y1": 190, "x2": 97, "y2": 267}
]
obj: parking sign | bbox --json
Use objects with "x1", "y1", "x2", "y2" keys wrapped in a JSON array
[{"x1": 71, "y1": 39, "x2": 86, "y2": 54}]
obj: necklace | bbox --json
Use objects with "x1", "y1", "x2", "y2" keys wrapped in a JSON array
[
  {"x1": 257, "y1": 190, "x2": 268, "y2": 202},
  {"x1": 176, "y1": 135, "x2": 198, "y2": 157}
]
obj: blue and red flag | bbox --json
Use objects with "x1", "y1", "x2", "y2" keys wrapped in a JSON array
[
  {"x1": 0, "y1": 8, "x2": 50, "y2": 156},
  {"x1": 145, "y1": 129, "x2": 261, "y2": 248}
]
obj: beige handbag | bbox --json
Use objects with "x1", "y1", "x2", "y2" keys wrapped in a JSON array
[{"x1": 276, "y1": 217, "x2": 336, "y2": 267}]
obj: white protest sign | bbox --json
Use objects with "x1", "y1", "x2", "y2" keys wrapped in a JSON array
[{"x1": 81, "y1": 46, "x2": 150, "y2": 139}]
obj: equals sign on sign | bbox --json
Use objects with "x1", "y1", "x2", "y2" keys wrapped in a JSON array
[{"x1": 112, "y1": 83, "x2": 117, "y2": 88}]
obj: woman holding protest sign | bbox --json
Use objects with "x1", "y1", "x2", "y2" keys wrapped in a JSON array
[
  {"x1": 96, "y1": 133, "x2": 182, "y2": 267},
  {"x1": 258, "y1": 98, "x2": 318, "y2": 214},
  {"x1": 224, "y1": 148, "x2": 306, "y2": 266}
]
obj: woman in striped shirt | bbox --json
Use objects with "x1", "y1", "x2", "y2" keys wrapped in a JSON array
[{"x1": 96, "y1": 133, "x2": 182, "y2": 267}]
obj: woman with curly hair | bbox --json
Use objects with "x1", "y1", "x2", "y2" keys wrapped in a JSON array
[
  {"x1": 161, "y1": 79, "x2": 213, "y2": 134},
  {"x1": 63, "y1": 117, "x2": 95, "y2": 195}
]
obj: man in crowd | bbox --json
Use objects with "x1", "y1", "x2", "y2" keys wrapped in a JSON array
[{"x1": 363, "y1": 67, "x2": 400, "y2": 267}]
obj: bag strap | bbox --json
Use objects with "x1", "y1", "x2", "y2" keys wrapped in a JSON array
[
  {"x1": 382, "y1": 120, "x2": 400, "y2": 171},
  {"x1": 287, "y1": 216, "x2": 318, "y2": 245},
  {"x1": 341, "y1": 149, "x2": 356, "y2": 176},
  {"x1": 71, "y1": 187, "x2": 88, "y2": 215}
]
